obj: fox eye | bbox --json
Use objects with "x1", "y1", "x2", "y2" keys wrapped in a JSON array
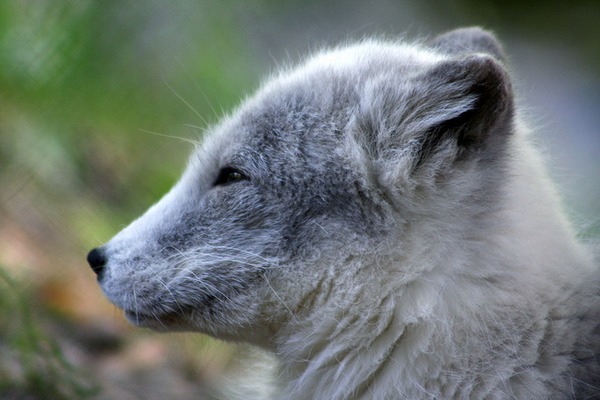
[{"x1": 213, "y1": 167, "x2": 248, "y2": 186}]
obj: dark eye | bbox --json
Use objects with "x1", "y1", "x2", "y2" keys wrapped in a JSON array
[{"x1": 213, "y1": 167, "x2": 248, "y2": 186}]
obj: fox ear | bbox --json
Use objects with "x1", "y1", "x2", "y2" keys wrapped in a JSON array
[
  {"x1": 353, "y1": 32, "x2": 514, "y2": 183},
  {"x1": 421, "y1": 29, "x2": 512, "y2": 156},
  {"x1": 430, "y1": 27, "x2": 506, "y2": 61},
  {"x1": 417, "y1": 53, "x2": 513, "y2": 160}
]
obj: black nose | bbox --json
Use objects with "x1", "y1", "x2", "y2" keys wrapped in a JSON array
[{"x1": 87, "y1": 247, "x2": 107, "y2": 279}]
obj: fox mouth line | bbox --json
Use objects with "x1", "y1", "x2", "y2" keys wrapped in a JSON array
[{"x1": 124, "y1": 309, "x2": 184, "y2": 327}]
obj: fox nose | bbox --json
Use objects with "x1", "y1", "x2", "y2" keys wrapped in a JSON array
[{"x1": 87, "y1": 247, "x2": 107, "y2": 279}]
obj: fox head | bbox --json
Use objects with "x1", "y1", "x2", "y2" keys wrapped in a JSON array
[{"x1": 87, "y1": 28, "x2": 513, "y2": 347}]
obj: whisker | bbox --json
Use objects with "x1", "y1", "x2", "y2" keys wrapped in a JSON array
[
  {"x1": 163, "y1": 77, "x2": 210, "y2": 127},
  {"x1": 263, "y1": 274, "x2": 298, "y2": 323},
  {"x1": 132, "y1": 286, "x2": 140, "y2": 325},
  {"x1": 174, "y1": 56, "x2": 221, "y2": 122},
  {"x1": 138, "y1": 128, "x2": 200, "y2": 146},
  {"x1": 157, "y1": 276, "x2": 185, "y2": 315}
]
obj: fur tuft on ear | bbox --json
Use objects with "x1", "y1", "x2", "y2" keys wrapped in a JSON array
[
  {"x1": 430, "y1": 27, "x2": 506, "y2": 61},
  {"x1": 417, "y1": 54, "x2": 514, "y2": 160},
  {"x1": 350, "y1": 30, "x2": 515, "y2": 192},
  {"x1": 354, "y1": 53, "x2": 514, "y2": 172}
]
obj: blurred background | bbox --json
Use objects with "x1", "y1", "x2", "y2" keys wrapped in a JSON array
[{"x1": 1, "y1": 1, "x2": 598, "y2": 398}]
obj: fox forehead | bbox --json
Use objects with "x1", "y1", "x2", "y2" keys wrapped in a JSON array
[{"x1": 193, "y1": 40, "x2": 442, "y2": 178}]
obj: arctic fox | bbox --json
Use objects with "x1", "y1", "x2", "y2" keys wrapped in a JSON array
[{"x1": 87, "y1": 28, "x2": 600, "y2": 399}]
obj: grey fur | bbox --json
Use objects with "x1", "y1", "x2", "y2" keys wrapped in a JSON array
[
  {"x1": 89, "y1": 28, "x2": 600, "y2": 399},
  {"x1": 431, "y1": 27, "x2": 506, "y2": 61}
]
